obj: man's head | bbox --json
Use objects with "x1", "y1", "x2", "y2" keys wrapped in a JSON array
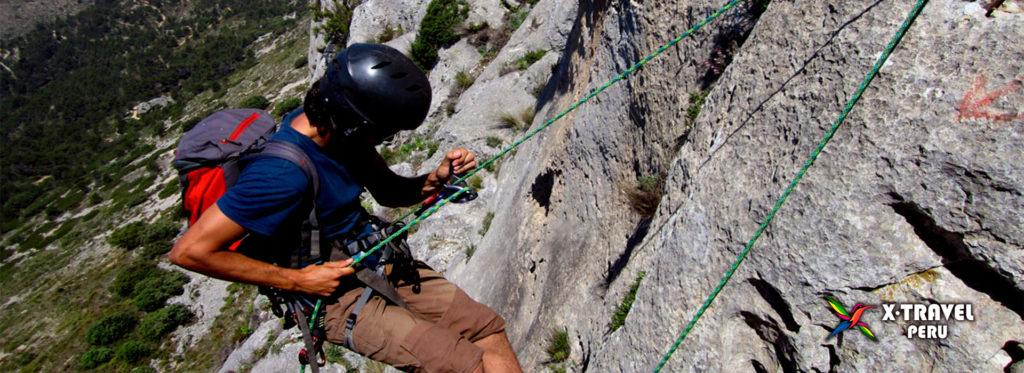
[{"x1": 304, "y1": 43, "x2": 432, "y2": 145}]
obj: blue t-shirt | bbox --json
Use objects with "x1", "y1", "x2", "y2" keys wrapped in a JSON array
[{"x1": 217, "y1": 109, "x2": 365, "y2": 240}]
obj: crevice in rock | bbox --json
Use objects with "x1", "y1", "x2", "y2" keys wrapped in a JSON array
[
  {"x1": 850, "y1": 266, "x2": 942, "y2": 292},
  {"x1": 748, "y1": 277, "x2": 801, "y2": 332},
  {"x1": 751, "y1": 359, "x2": 769, "y2": 373},
  {"x1": 697, "y1": 0, "x2": 771, "y2": 90},
  {"x1": 889, "y1": 196, "x2": 1024, "y2": 320},
  {"x1": 825, "y1": 344, "x2": 840, "y2": 373},
  {"x1": 605, "y1": 218, "x2": 651, "y2": 285},
  {"x1": 579, "y1": 337, "x2": 591, "y2": 373},
  {"x1": 1004, "y1": 341, "x2": 1024, "y2": 373},
  {"x1": 530, "y1": 168, "x2": 561, "y2": 216},
  {"x1": 741, "y1": 311, "x2": 800, "y2": 373}
]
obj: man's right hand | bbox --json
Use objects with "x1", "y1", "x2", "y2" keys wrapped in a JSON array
[{"x1": 293, "y1": 259, "x2": 356, "y2": 296}]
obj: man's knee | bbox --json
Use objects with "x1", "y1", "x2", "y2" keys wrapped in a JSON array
[
  {"x1": 400, "y1": 322, "x2": 483, "y2": 373},
  {"x1": 438, "y1": 288, "x2": 507, "y2": 343}
]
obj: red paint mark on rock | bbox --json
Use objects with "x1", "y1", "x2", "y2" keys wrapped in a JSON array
[{"x1": 957, "y1": 74, "x2": 1023, "y2": 122}]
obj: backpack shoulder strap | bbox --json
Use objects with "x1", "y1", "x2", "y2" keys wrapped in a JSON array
[
  {"x1": 256, "y1": 140, "x2": 320, "y2": 199},
  {"x1": 249, "y1": 140, "x2": 323, "y2": 265}
]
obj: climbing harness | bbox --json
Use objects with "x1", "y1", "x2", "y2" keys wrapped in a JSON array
[
  {"x1": 276, "y1": 214, "x2": 420, "y2": 373},
  {"x1": 653, "y1": 0, "x2": 930, "y2": 371}
]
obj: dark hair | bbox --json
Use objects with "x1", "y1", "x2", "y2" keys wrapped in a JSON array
[{"x1": 303, "y1": 81, "x2": 332, "y2": 136}]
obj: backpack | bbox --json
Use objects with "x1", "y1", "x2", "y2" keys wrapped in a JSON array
[{"x1": 173, "y1": 108, "x2": 321, "y2": 252}]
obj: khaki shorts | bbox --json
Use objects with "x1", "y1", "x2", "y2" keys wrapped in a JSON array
[{"x1": 323, "y1": 262, "x2": 506, "y2": 373}]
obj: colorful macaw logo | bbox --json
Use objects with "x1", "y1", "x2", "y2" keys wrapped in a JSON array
[{"x1": 825, "y1": 297, "x2": 878, "y2": 341}]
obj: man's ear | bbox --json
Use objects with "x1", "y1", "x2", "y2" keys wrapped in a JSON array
[{"x1": 316, "y1": 124, "x2": 330, "y2": 139}]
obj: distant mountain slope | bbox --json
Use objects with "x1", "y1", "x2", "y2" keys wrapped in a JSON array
[{"x1": 0, "y1": 0, "x2": 94, "y2": 39}]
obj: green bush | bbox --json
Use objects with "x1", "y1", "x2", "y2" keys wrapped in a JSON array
[
  {"x1": 141, "y1": 240, "x2": 174, "y2": 258},
  {"x1": 133, "y1": 271, "x2": 189, "y2": 311},
  {"x1": 273, "y1": 97, "x2": 303, "y2": 119},
  {"x1": 116, "y1": 341, "x2": 154, "y2": 365},
  {"x1": 80, "y1": 347, "x2": 114, "y2": 370},
  {"x1": 111, "y1": 261, "x2": 157, "y2": 297},
  {"x1": 410, "y1": 39, "x2": 440, "y2": 71},
  {"x1": 86, "y1": 312, "x2": 138, "y2": 346},
  {"x1": 143, "y1": 219, "x2": 180, "y2": 244},
  {"x1": 108, "y1": 219, "x2": 179, "y2": 251},
  {"x1": 139, "y1": 304, "x2": 195, "y2": 340},
  {"x1": 410, "y1": 0, "x2": 469, "y2": 69},
  {"x1": 108, "y1": 222, "x2": 147, "y2": 250},
  {"x1": 314, "y1": 4, "x2": 354, "y2": 45},
  {"x1": 239, "y1": 95, "x2": 270, "y2": 110},
  {"x1": 609, "y1": 271, "x2": 646, "y2": 331},
  {"x1": 293, "y1": 56, "x2": 308, "y2": 69},
  {"x1": 157, "y1": 180, "x2": 178, "y2": 199}
]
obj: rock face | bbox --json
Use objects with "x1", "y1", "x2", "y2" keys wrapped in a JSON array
[{"x1": 280, "y1": 0, "x2": 1023, "y2": 371}]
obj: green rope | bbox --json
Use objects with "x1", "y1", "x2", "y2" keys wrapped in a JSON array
[
  {"x1": 350, "y1": 0, "x2": 745, "y2": 267},
  {"x1": 652, "y1": 1, "x2": 928, "y2": 371}
]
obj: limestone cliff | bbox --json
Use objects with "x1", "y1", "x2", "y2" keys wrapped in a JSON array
[{"x1": 235, "y1": 0, "x2": 1024, "y2": 371}]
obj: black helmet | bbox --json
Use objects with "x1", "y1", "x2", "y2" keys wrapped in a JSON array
[{"x1": 319, "y1": 43, "x2": 432, "y2": 137}]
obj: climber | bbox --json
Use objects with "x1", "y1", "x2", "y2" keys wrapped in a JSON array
[{"x1": 169, "y1": 43, "x2": 522, "y2": 373}]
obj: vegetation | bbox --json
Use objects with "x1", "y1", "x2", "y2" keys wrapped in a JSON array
[
  {"x1": 138, "y1": 304, "x2": 195, "y2": 340},
  {"x1": 239, "y1": 95, "x2": 270, "y2": 110},
  {"x1": 132, "y1": 271, "x2": 189, "y2": 311},
  {"x1": 108, "y1": 218, "x2": 180, "y2": 251},
  {"x1": 293, "y1": 56, "x2": 309, "y2": 69},
  {"x1": 685, "y1": 90, "x2": 710, "y2": 124},
  {"x1": 464, "y1": 244, "x2": 477, "y2": 261},
  {"x1": 609, "y1": 271, "x2": 647, "y2": 331},
  {"x1": 502, "y1": 50, "x2": 547, "y2": 74},
  {"x1": 115, "y1": 340, "x2": 155, "y2": 365},
  {"x1": 273, "y1": 97, "x2": 303, "y2": 119},
  {"x1": 456, "y1": 71, "x2": 476, "y2": 89},
  {"x1": 495, "y1": 107, "x2": 535, "y2": 132},
  {"x1": 80, "y1": 347, "x2": 115, "y2": 370},
  {"x1": 86, "y1": 313, "x2": 138, "y2": 346},
  {"x1": 0, "y1": 1, "x2": 308, "y2": 371},
  {"x1": 479, "y1": 211, "x2": 495, "y2": 235},
  {"x1": 626, "y1": 174, "x2": 665, "y2": 218},
  {"x1": 377, "y1": 24, "x2": 403, "y2": 43},
  {"x1": 468, "y1": 175, "x2": 484, "y2": 191},
  {"x1": 486, "y1": 136, "x2": 504, "y2": 148},
  {"x1": 410, "y1": 0, "x2": 469, "y2": 70},
  {"x1": 1, "y1": 0, "x2": 305, "y2": 226},
  {"x1": 313, "y1": 3, "x2": 356, "y2": 46},
  {"x1": 379, "y1": 133, "x2": 439, "y2": 165},
  {"x1": 545, "y1": 328, "x2": 570, "y2": 363}
]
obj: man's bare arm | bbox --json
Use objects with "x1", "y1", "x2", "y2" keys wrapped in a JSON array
[
  {"x1": 168, "y1": 204, "x2": 354, "y2": 296},
  {"x1": 347, "y1": 146, "x2": 477, "y2": 207}
]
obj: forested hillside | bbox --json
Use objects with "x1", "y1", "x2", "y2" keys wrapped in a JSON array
[
  {"x1": 0, "y1": 0, "x2": 299, "y2": 234},
  {"x1": 0, "y1": 1, "x2": 313, "y2": 371}
]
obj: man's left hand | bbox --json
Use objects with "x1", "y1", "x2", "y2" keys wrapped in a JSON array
[{"x1": 434, "y1": 148, "x2": 477, "y2": 182}]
